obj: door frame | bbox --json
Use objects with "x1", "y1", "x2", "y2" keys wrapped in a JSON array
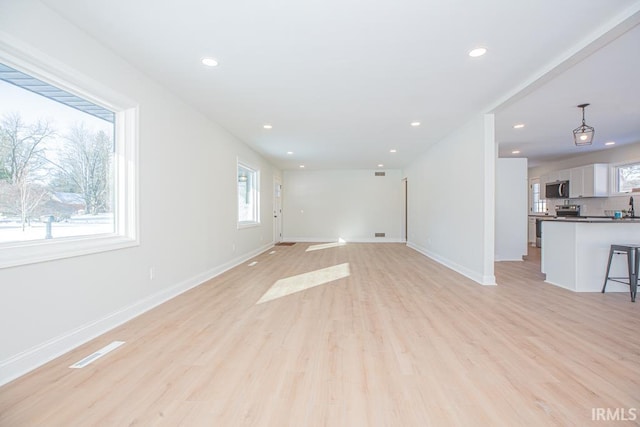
[
  {"x1": 401, "y1": 178, "x2": 408, "y2": 242},
  {"x1": 273, "y1": 176, "x2": 283, "y2": 243}
]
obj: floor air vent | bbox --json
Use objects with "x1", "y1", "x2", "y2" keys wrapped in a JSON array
[
  {"x1": 69, "y1": 341, "x2": 125, "y2": 369},
  {"x1": 374, "y1": 171, "x2": 386, "y2": 176},
  {"x1": 375, "y1": 232, "x2": 386, "y2": 237}
]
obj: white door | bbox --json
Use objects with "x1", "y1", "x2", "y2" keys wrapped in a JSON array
[{"x1": 273, "y1": 177, "x2": 282, "y2": 243}]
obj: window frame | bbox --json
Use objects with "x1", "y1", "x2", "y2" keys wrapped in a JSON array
[
  {"x1": 0, "y1": 43, "x2": 139, "y2": 269},
  {"x1": 237, "y1": 160, "x2": 260, "y2": 228},
  {"x1": 610, "y1": 160, "x2": 640, "y2": 196}
]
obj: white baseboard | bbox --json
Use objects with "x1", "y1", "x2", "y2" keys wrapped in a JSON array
[
  {"x1": 282, "y1": 236, "x2": 405, "y2": 243},
  {"x1": 0, "y1": 243, "x2": 273, "y2": 387},
  {"x1": 407, "y1": 242, "x2": 496, "y2": 286}
]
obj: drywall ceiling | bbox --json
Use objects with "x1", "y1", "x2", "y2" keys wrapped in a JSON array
[{"x1": 41, "y1": 0, "x2": 640, "y2": 169}]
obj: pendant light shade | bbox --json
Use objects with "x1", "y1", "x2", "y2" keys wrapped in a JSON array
[{"x1": 573, "y1": 103, "x2": 594, "y2": 146}]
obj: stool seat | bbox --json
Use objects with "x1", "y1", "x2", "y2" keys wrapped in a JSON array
[{"x1": 602, "y1": 244, "x2": 639, "y2": 302}]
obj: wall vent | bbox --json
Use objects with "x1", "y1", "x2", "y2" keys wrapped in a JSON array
[
  {"x1": 375, "y1": 232, "x2": 386, "y2": 237},
  {"x1": 374, "y1": 171, "x2": 386, "y2": 177}
]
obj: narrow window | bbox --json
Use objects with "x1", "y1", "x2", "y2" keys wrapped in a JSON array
[{"x1": 531, "y1": 182, "x2": 546, "y2": 213}]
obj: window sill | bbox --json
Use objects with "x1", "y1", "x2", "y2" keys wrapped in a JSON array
[
  {"x1": 0, "y1": 234, "x2": 139, "y2": 269},
  {"x1": 237, "y1": 222, "x2": 260, "y2": 230}
]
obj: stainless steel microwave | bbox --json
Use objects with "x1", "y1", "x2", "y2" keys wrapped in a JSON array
[{"x1": 545, "y1": 180, "x2": 569, "y2": 198}]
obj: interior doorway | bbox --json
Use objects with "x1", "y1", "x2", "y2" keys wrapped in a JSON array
[
  {"x1": 401, "y1": 178, "x2": 408, "y2": 242},
  {"x1": 273, "y1": 177, "x2": 282, "y2": 243}
]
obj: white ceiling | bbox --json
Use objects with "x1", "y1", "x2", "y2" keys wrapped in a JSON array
[{"x1": 42, "y1": 0, "x2": 640, "y2": 169}]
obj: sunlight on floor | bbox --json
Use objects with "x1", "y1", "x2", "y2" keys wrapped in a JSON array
[
  {"x1": 256, "y1": 263, "x2": 350, "y2": 304},
  {"x1": 306, "y1": 238, "x2": 347, "y2": 252}
]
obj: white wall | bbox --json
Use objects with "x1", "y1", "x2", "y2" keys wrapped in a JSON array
[
  {"x1": 495, "y1": 158, "x2": 528, "y2": 261},
  {"x1": 529, "y1": 142, "x2": 640, "y2": 216},
  {"x1": 282, "y1": 169, "x2": 403, "y2": 242},
  {"x1": 403, "y1": 114, "x2": 496, "y2": 285},
  {"x1": 0, "y1": 0, "x2": 278, "y2": 385}
]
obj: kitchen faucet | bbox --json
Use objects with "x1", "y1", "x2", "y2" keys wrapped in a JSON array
[{"x1": 629, "y1": 196, "x2": 635, "y2": 218}]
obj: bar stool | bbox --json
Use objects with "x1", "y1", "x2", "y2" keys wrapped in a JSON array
[{"x1": 602, "y1": 244, "x2": 640, "y2": 302}]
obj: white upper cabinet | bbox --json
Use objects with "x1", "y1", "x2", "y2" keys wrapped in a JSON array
[{"x1": 569, "y1": 164, "x2": 608, "y2": 198}]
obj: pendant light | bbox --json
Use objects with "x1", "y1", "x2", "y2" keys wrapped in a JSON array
[{"x1": 573, "y1": 103, "x2": 594, "y2": 146}]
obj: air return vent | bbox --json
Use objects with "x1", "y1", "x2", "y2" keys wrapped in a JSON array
[
  {"x1": 375, "y1": 232, "x2": 386, "y2": 237},
  {"x1": 374, "y1": 171, "x2": 386, "y2": 177}
]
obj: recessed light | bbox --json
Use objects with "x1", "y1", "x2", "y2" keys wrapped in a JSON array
[
  {"x1": 201, "y1": 57, "x2": 219, "y2": 67},
  {"x1": 605, "y1": 141, "x2": 616, "y2": 146},
  {"x1": 468, "y1": 47, "x2": 487, "y2": 58},
  {"x1": 389, "y1": 149, "x2": 397, "y2": 153},
  {"x1": 410, "y1": 121, "x2": 420, "y2": 127},
  {"x1": 287, "y1": 151, "x2": 293, "y2": 155},
  {"x1": 263, "y1": 124, "x2": 273, "y2": 129},
  {"x1": 512, "y1": 150, "x2": 521, "y2": 154},
  {"x1": 513, "y1": 123, "x2": 525, "y2": 129},
  {"x1": 378, "y1": 164, "x2": 384, "y2": 168},
  {"x1": 299, "y1": 165, "x2": 305, "y2": 168}
]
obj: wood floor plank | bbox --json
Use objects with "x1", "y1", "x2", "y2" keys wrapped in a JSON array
[{"x1": 1, "y1": 243, "x2": 639, "y2": 426}]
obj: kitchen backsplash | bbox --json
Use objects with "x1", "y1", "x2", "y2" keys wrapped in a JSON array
[{"x1": 550, "y1": 195, "x2": 637, "y2": 216}]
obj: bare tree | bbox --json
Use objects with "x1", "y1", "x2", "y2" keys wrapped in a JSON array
[
  {"x1": 0, "y1": 112, "x2": 54, "y2": 184},
  {"x1": 53, "y1": 124, "x2": 113, "y2": 214},
  {"x1": 0, "y1": 112, "x2": 55, "y2": 228}
]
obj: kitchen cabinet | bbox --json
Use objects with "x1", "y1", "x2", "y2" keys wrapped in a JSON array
[
  {"x1": 569, "y1": 163, "x2": 608, "y2": 198},
  {"x1": 528, "y1": 217, "x2": 536, "y2": 243}
]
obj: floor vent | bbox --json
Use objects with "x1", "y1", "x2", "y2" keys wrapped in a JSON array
[
  {"x1": 375, "y1": 232, "x2": 386, "y2": 237},
  {"x1": 374, "y1": 172, "x2": 386, "y2": 177},
  {"x1": 69, "y1": 341, "x2": 125, "y2": 369}
]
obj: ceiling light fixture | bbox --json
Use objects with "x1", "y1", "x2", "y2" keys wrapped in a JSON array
[
  {"x1": 573, "y1": 103, "x2": 595, "y2": 146},
  {"x1": 468, "y1": 47, "x2": 487, "y2": 57},
  {"x1": 513, "y1": 124, "x2": 525, "y2": 129},
  {"x1": 287, "y1": 151, "x2": 294, "y2": 155},
  {"x1": 201, "y1": 57, "x2": 219, "y2": 67},
  {"x1": 512, "y1": 150, "x2": 521, "y2": 154},
  {"x1": 299, "y1": 165, "x2": 305, "y2": 168},
  {"x1": 263, "y1": 124, "x2": 273, "y2": 129},
  {"x1": 378, "y1": 164, "x2": 384, "y2": 168},
  {"x1": 605, "y1": 141, "x2": 616, "y2": 146},
  {"x1": 410, "y1": 121, "x2": 420, "y2": 127},
  {"x1": 389, "y1": 149, "x2": 397, "y2": 153}
]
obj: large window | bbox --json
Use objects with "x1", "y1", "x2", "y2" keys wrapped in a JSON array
[
  {"x1": 237, "y1": 162, "x2": 259, "y2": 226},
  {"x1": 614, "y1": 162, "x2": 640, "y2": 194},
  {"x1": 0, "y1": 57, "x2": 137, "y2": 268}
]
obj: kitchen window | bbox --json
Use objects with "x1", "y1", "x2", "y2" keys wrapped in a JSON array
[
  {"x1": 237, "y1": 161, "x2": 259, "y2": 227},
  {"x1": 0, "y1": 57, "x2": 138, "y2": 268},
  {"x1": 531, "y1": 181, "x2": 546, "y2": 213},
  {"x1": 614, "y1": 162, "x2": 640, "y2": 194}
]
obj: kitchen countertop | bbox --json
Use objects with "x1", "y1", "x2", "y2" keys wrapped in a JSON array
[{"x1": 537, "y1": 217, "x2": 640, "y2": 223}]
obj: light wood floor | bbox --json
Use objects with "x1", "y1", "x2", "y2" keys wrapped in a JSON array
[{"x1": 1, "y1": 243, "x2": 639, "y2": 426}]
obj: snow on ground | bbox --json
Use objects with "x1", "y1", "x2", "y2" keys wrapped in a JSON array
[{"x1": 0, "y1": 214, "x2": 114, "y2": 243}]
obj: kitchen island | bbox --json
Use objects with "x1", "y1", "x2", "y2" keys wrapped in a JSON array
[{"x1": 541, "y1": 218, "x2": 640, "y2": 292}]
